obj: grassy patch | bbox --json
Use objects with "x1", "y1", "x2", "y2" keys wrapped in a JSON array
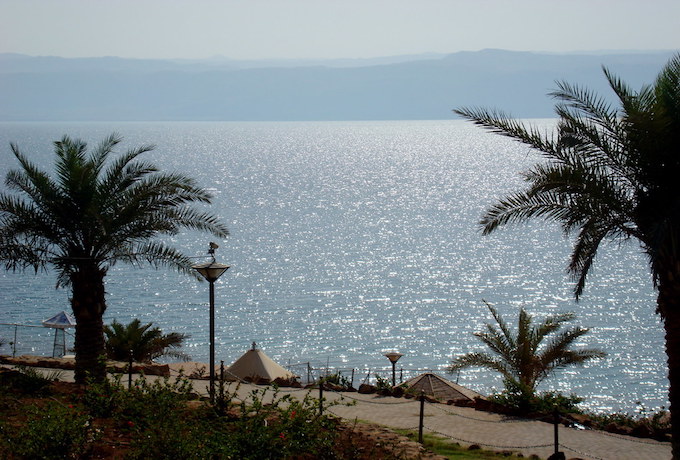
[{"x1": 394, "y1": 429, "x2": 538, "y2": 459}]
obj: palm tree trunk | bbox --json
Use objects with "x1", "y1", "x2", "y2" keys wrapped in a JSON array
[
  {"x1": 71, "y1": 266, "x2": 107, "y2": 383},
  {"x1": 658, "y1": 262, "x2": 680, "y2": 459}
]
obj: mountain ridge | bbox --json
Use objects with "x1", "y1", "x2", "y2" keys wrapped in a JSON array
[{"x1": 0, "y1": 49, "x2": 676, "y2": 121}]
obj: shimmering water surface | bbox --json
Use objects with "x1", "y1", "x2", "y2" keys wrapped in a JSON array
[{"x1": 0, "y1": 121, "x2": 666, "y2": 413}]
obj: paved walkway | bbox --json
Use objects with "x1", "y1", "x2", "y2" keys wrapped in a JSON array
[{"x1": 4, "y1": 364, "x2": 672, "y2": 460}]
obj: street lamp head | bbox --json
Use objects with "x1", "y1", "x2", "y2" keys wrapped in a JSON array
[
  {"x1": 193, "y1": 242, "x2": 229, "y2": 281},
  {"x1": 384, "y1": 352, "x2": 403, "y2": 364},
  {"x1": 193, "y1": 261, "x2": 229, "y2": 282}
]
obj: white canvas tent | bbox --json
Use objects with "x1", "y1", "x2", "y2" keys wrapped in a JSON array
[{"x1": 226, "y1": 342, "x2": 296, "y2": 383}]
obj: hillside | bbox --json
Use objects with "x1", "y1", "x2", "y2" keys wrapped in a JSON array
[{"x1": 0, "y1": 49, "x2": 675, "y2": 121}]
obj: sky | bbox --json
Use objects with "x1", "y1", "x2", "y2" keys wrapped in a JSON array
[{"x1": 1, "y1": 0, "x2": 679, "y2": 60}]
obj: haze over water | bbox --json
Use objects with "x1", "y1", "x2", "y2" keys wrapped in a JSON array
[{"x1": 0, "y1": 120, "x2": 666, "y2": 413}]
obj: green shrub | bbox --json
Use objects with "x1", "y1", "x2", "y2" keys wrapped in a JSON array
[
  {"x1": 0, "y1": 401, "x2": 99, "y2": 459},
  {"x1": 224, "y1": 386, "x2": 338, "y2": 459},
  {"x1": 84, "y1": 372, "x2": 194, "y2": 430},
  {"x1": 0, "y1": 366, "x2": 55, "y2": 395},
  {"x1": 82, "y1": 373, "x2": 126, "y2": 418},
  {"x1": 121, "y1": 383, "x2": 341, "y2": 459},
  {"x1": 374, "y1": 374, "x2": 392, "y2": 391},
  {"x1": 323, "y1": 372, "x2": 353, "y2": 390},
  {"x1": 490, "y1": 379, "x2": 583, "y2": 415}
]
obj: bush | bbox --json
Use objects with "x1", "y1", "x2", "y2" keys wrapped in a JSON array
[
  {"x1": 84, "y1": 372, "x2": 194, "y2": 430},
  {"x1": 489, "y1": 379, "x2": 583, "y2": 415},
  {"x1": 0, "y1": 366, "x2": 60, "y2": 396},
  {"x1": 323, "y1": 372, "x2": 354, "y2": 390},
  {"x1": 80, "y1": 373, "x2": 344, "y2": 459},
  {"x1": 0, "y1": 401, "x2": 99, "y2": 459}
]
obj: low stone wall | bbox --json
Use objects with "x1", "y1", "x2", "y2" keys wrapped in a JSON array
[{"x1": 0, "y1": 354, "x2": 170, "y2": 377}]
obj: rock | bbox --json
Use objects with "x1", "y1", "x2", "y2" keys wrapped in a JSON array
[
  {"x1": 604, "y1": 422, "x2": 633, "y2": 435},
  {"x1": 272, "y1": 376, "x2": 301, "y2": 387},
  {"x1": 452, "y1": 398, "x2": 476, "y2": 407},
  {"x1": 546, "y1": 453, "x2": 565, "y2": 460},
  {"x1": 631, "y1": 423, "x2": 654, "y2": 438},
  {"x1": 358, "y1": 383, "x2": 376, "y2": 394},
  {"x1": 391, "y1": 386, "x2": 405, "y2": 397},
  {"x1": 566, "y1": 412, "x2": 592, "y2": 427}
]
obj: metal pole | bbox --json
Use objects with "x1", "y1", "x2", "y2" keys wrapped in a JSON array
[
  {"x1": 418, "y1": 391, "x2": 425, "y2": 443},
  {"x1": 319, "y1": 379, "x2": 324, "y2": 416},
  {"x1": 128, "y1": 349, "x2": 133, "y2": 389},
  {"x1": 553, "y1": 408, "x2": 559, "y2": 455},
  {"x1": 209, "y1": 280, "x2": 216, "y2": 403},
  {"x1": 391, "y1": 361, "x2": 396, "y2": 387}
]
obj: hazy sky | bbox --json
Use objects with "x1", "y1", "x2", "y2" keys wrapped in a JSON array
[{"x1": 1, "y1": 0, "x2": 678, "y2": 60}]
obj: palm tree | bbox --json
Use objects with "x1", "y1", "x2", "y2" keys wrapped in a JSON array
[
  {"x1": 454, "y1": 54, "x2": 680, "y2": 455},
  {"x1": 448, "y1": 301, "x2": 605, "y2": 398},
  {"x1": 0, "y1": 134, "x2": 228, "y2": 383},
  {"x1": 104, "y1": 319, "x2": 190, "y2": 363}
]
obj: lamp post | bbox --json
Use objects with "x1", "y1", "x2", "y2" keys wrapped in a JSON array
[
  {"x1": 384, "y1": 352, "x2": 403, "y2": 387},
  {"x1": 193, "y1": 242, "x2": 229, "y2": 403}
]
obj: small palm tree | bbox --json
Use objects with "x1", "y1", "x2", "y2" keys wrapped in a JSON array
[
  {"x1": 104, "y1": 319, "x2": 190, "y2": 363},
  {"x1": 0, "y1": 134, "x2": 228, "y2": 382},
  {"x1": 448, "y1": 301, "x2": 605, "y2": 397}
]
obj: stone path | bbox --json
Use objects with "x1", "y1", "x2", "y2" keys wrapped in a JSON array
[{"x1": 276, "y1": 387, "x2": 670, "y2": 460}]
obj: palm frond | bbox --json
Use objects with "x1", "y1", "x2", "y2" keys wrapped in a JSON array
[{"x1": 454, "y1": 107, "x2": 559, "y2": 155}]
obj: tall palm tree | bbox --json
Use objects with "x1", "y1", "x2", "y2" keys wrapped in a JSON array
[
  {"x1": 0, "y1": 134, "x2": 228, "y2": 383},
  {"x1": 448, "y1": 301, "x2": 605, "y2": 397},
  {"x1": 104, "y1": 319, "x2": 190, "y2": 363},
  {"x1": 454, "y1": 54, "x2": 680, "y2": 456}
]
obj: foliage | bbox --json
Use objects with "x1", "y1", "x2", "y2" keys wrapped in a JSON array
[
  {"x1": 222, "y1": 386, "x2": 339, "y2": 459},
  {"x1": 489, "y1": 379, "x2": 583, "y2": 415},
  {"x1": 80, "y1": 372, "x2": 346, "y2": 459},
  {"x1": 84, "y1": 372, "x2": 194, "y2": 428},
  {"x1": 455, "y1": 52, "x2": 680, "y2": 454},
  {"x1": 374, "y1": 374, "x2": 393, "y2": 392},
  {"x1": 396, "y1": 429, "x2": 534, "y2": 459},
  {"x1": 584, "y1": 403, "x2": 670, "y2": 433},
  {"x1": 448, "y1": 301, "x2": 605, "y2": 398},
  {"x1": 324, "y1": 372, "x2": 354, "y2": 390},
  {"x1": 0, "y1": 401, "x2": 100, "y2": 459},
  {"x1": 104, "y1": 318, "x2": 190, "y2": 363},
  {"x1": 0, "y1": 366, "x2": 61, "y2": 395},
  {"x1": 0, "y1": 134, "x2": 228, "y2": 382}
]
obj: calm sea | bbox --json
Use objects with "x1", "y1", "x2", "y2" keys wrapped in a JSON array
[{"x1": 0, "y1": 120, "x2": 666, "y2": 413}]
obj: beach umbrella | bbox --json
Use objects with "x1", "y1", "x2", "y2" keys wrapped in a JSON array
[
  {"x1": 42, "y1": 311, "x2": 76, "y2": 358},
  {"x1": 403, "y1": 372, "x2": 483, "y2": 403}
]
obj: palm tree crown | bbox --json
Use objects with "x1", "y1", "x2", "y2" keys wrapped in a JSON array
[
  {"x1": 0, "y1": 134, "x2": 228, "y2": 382},
  {"x1": 448, "y1": 301, "x2": 605, "y2": 393},
  {"x1": 104, "y1": 319, "x2": 190, "y2": 363},
  {"x1": 1, "y1": 134, "x2": 228, "y2": 284},
  {"x1": 456, "y1": 54, "x2": 680, "y2": 299}
]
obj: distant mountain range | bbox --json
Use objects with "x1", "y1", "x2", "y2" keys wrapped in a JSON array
[{"x1": 0, "y1": 49, "x2": 676, "y2": 121}]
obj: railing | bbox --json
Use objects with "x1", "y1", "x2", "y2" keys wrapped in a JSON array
[
  {"x1": 0, "y1": 322, "x2": 75, "y2": 357},
  {"x1": 284, "y1": 360, "x2": 453, "y2": 387}
]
